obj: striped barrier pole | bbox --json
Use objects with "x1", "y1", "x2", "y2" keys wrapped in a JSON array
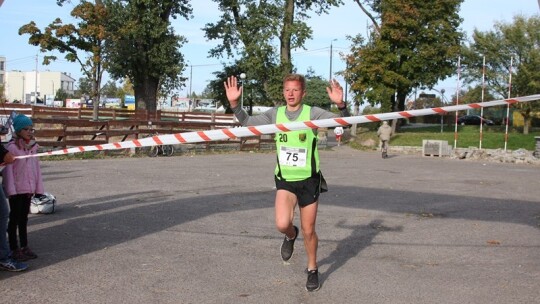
[{"x1": 17, "y1": 94, "x2": 540, "y2": 159}]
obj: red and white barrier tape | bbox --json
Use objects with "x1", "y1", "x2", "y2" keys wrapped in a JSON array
[{"x1": 17, "y1": 94, "x2": 540, "y2": 159}]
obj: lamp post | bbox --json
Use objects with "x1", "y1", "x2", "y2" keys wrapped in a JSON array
[
  {"x1": 329, "y1": 39, "x2": 337, "y2": 82},
  {"x1": 240, "y1": 72, "x2": 246, "y2": 109}
]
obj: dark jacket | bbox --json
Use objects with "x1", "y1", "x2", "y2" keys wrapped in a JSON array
[{"x1": 0, "y1": 142, "x2": 8, "y2": 162}]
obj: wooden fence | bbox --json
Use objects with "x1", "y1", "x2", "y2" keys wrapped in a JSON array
[
  {"x1": 0, "y1": 103, "x2": 274, "y2": 152},
  {"x1": 0, "y1": 103, "x2": 237, "y2": 123}
]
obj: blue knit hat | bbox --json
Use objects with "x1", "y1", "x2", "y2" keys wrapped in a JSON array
[{"x1": 13, "y1": 114, "x2": 33, "y2": 133}]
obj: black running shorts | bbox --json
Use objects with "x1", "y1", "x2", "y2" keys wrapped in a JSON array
[{"x1": 274, "y1": 172, "x2": 328, "y2": 207}]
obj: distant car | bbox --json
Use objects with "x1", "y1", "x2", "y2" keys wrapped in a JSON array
[{"x1": 457, "y1": 115, "x2": 494, "y2": 126}]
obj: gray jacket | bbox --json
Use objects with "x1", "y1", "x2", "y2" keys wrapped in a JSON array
[
  {"x1": 377, "y1": 124, "x2": 392, "y2": 141},
  {"x1": 233, "y1": 104, "x2": 350, "y2": 127}
]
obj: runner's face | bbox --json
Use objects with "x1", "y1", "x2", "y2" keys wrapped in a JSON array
[{"x1": 283, "y1": 80, "x2": 305, "y2": 108}]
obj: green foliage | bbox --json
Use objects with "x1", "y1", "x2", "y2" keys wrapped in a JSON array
[
  {"x1": 304, "y1": 74, "x2": 332, "y2": 109},
  {"x1": 204, "y1": 0, "x2": 342, "y2": 103},
  {"x1": 414, "y1": 92, "x2": 443, "y2": 109},
  {"x1": 54, "y1": 88, "x2": 70, "y2": 104},
  {"x1": 200, "y1": 86, "x2": 215, "y2": 99},
  {"x1": 346, "y1": 0, "x2": 464, "y2": 113},
  {"x1": 206, "y1": 60, "x2": 279, "y2": 111},
  {"x1": 206, "y1": 64, "x2": 245, "y2": 113},
  {"x1": 77, "y1": 77, "x2": 92, "y2": 96},
  {"x1": 394, "y1": 125, "x2": 540, "y2": 150},
  {"x1": 19, "y1": 0, "x2": 109, "y2": 119},
  {"x1": 352, "y1": 124, "x2": 540, "y2": 150},
  {"x1": 362, "y1": 105, "x2": 381, "y2": 115},
  {"x1": 451, "y1": 85, "x2": 497, "y2": 105},
  {"x1": 120, "y1": 78, "x2": 134, "y2": 96},
  {"x1": 103, "y1": 0, "x2": 192, "y2": 112},
  {"x1": 463, "y1": 15, "x2": 540, "y2": 133},
  {"x1": 101, "y1": 80, "x2": 122, "y2": 98}
]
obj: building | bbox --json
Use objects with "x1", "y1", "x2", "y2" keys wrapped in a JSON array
[{"x1": 4, "y1": 70, "x2": 76, "y2": 104}]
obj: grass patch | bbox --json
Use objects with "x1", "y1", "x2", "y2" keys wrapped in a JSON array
[{"x1": 353, "y1": 124, "x2": 540, "y2": 151}]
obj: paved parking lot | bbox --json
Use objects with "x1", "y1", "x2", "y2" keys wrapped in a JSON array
[{"x1": 1, "y1": 146, "x2": 539, "y2": 303}]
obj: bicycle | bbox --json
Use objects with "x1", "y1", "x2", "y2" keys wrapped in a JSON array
[
  {"x1": 145, "y1": 133, "x2": 175, "y2": 157},
  {"x1": 147, "y1": 143, "x2": 174, "y2": 157},
  {"x1": 380, "y1": 140, "x2": 388, "y2": 159}
]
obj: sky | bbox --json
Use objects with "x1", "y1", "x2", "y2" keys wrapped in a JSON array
[{"x1": 1, "y1": 0, "x2": 539, "y2": 101}]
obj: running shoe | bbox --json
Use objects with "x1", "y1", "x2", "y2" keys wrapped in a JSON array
[
  {"x1": 305, "y1": 268, "x2": 320, "y2": 292},
  {"x1": 280, "y1": 225, "x2": 298, "y2": 261},
  {"x1": 0, "y1": 258, "x2": 28, "y2": 272}
]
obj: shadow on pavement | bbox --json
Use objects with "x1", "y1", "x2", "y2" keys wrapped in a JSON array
[{"x1": 20, "y1": 184, "x2": 540, "y2": 274}]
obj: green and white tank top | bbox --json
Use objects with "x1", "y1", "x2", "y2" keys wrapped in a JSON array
[{"x1": 274, "y1": 105, "x2": 320, "y2": 181}]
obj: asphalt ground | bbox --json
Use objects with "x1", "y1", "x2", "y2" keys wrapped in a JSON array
[{"x1": 1, "y1": 144, "x2": 539, "y2": 304}]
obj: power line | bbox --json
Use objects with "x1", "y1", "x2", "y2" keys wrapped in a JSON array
[{"x1": 293, "y1": 46, "x2": 348, "y2": 56}]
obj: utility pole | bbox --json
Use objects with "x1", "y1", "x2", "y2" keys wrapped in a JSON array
[
  {"x1": 189, "y1": 64, "x2": 193, "y2": 111},
  {"x1": 329, "y1": 39, "x2": 337, "y2": 82}
]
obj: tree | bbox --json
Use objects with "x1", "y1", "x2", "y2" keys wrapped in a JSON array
[
  {"x1": 346, "y1": 0, "x2": 464, "y2": 120},
  {"x1": 204, "y1": 0, "x2": 342, "y2": 103},
  {"x1": 462, "y1": 15, "x2": 540, "y2": 134},
  {"x1": 415, "y1": 93, "x2": 442, "y2": 109},
  {"x1": 459, "y1": 85, "x2": 496, "y2": 105},
  {"x1": 304, "y1": 74, "x2": 333, "y2": 110},
  {"x1": 103, "y1": 0, "x2": 192, "y2": 112},
  {"x1": 101, "y1": 80, "x2": 121, "y2": 99},
  {"x1": 55, "y1": 88, "x2": 71, "y2": 105},
  {"x1": 200, "y1": 86, "x2": 215, "y2": 99},
  {"x1": 206, "y1": 63, "x2": 246, "y2": 113},
  {"x1": 77, "y1": 77, "x2": 93, "y2": 96},
  {"x1": 450, "y1": 86, "x2": 502, "y2": 122},
  {"x1": 19, "y1": 0, "x2": 108, "y2": 120},
  {"x1": 117, "y1": 77, "x2": 135, "y2": 108}
]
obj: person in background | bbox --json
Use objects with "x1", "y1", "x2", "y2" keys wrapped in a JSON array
[
  {"x1": 0, "y1": 121, "x2": 28, "y2": 271},
  {"x1": 333, "y1": 126, "x2": 344, "y2": 146},
  {"x1": 377, "y1": 121, "x2": 393, "y2": 158},
  {"x1": 3, "y1": 114, "x2": 44, "y2": 262},
  {"x1": 224, "y1": 73, "x2": 349, "y2": 292}
]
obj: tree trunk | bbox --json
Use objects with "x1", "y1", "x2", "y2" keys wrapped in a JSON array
[
  {"x1": 134, "y1": 76, "x2": 159, "y2": 113},
  {"x1": 390, "y1": 92, "x2": 397, "y2": 111},
  {"x1": 91, "y1": 79, "x2": 100, "y2": 121},
  {"x1": 390, "y1": 89, "x2": 408, "y2": 131},
  {"x1": 519, "y1": 108, "x2": 532, "y2": 134},
  {"x1": 397, "y1": 90, "x2": 407, "y2": 112},
  {"x1": 280, "y1": 0, "x2": 294, "y2": 76},
  {"x1": 92, "y1": 95, "x2": 100, "y2": 121},
  {"x1": 90, "y1": 53, "x2": 103, "y2": 121}
]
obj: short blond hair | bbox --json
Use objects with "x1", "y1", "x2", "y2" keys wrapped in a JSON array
[{"x1": 283, "y1": 74, "x2": 306, "y2": 91}]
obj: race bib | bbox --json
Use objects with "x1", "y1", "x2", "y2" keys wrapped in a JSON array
[{"x1": 278, "y1": 146, "x2": 307, "y2": 167}]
